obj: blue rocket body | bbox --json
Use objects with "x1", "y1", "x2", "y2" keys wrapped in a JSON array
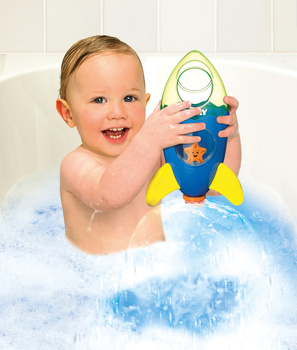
[{"x1": 163, "y1": 107, "x2": 228, "y2": 198}]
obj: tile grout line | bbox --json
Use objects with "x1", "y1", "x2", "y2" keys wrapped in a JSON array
[
  {"x1": 44, "y1": 0, "x2": 47, "y2": 53},
  {"x1": 215, "y1": 0, "x2": 218, "y2": 53},
  {"x1": 157, "y1": 0, "x2": 161, "y2": 53},
  {"x1": 271, "y1": 0, "x2": 274, "y2": 53},
  {"x1": 101, "y1": 0, "x2": 104, "y2": 34}
]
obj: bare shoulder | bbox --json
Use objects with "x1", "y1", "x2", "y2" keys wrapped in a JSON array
[
  {"x1": 61, "y1": 146, "x2": 99, "y2": 172},
  {"x1": 60, "y1": 146, "x2": 105, "y2": 194}
]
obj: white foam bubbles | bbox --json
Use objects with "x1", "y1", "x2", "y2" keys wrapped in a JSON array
[{"x1": 1, "y1": 169, "x2": 297, "y2": 349}]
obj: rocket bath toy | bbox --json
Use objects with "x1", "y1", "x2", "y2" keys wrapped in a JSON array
[{"x1": 145, "y1": 51, "x2": 243, "y2": 206}]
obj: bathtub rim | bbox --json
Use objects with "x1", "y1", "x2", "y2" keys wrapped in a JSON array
[{"x1": 1, "y1": 53, "x2": 297, "y2": 82}]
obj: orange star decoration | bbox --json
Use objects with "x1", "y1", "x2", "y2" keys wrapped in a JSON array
[{"x1": 184, "y1": 142, "x2": 207, "y2": 164}]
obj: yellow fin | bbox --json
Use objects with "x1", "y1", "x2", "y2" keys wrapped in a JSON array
[
  {"x1": 209, "y1": 163, "x2": 244, "y2": 205},
  {"x1": 146, "y1": 163, "x2": 180, "y2": 207}
]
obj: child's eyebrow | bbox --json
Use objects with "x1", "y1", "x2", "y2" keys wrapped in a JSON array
[
  {"x1": 129, "y1": 87, "x2": 143, "y2": 93},
  {"x1": 91, "y1": 90, "x2": 105, "y2": 95}
]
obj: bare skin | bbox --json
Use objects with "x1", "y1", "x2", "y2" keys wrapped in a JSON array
[
  {"x1": 60, "y1": 146, "x2": 164, "y2": 254},
  {"x1": 56, "y1": 53, "x2": 241, "y2": 254}
]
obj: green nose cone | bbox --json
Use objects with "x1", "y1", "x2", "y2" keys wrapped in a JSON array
[{"x1": 161, "y1": 50, "x2": 228, "y2": 111}]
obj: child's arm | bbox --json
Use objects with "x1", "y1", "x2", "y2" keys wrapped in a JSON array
[
  {"x1": 61, "y1": 101, "x2": 205, "y2": 211},
  {"x1": 217, "y1": 96, "x2": 241, "y2": 176}
]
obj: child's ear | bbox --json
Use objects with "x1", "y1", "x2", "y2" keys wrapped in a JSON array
[
  {"x1": 56, "y1": 98, "x2": 75, "y2": 128},
  {"x1": 145, "y1": 93, "x2": 151, "y2": 105}
]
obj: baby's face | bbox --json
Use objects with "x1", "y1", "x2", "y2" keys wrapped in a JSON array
[{"x1": 66, "y1": 53, "x2": 149, "y2": 158}]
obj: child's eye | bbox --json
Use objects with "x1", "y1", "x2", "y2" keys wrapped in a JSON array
[
  {"x1": 93, "y1": 97, "x2": 106, "y2": 104},
  {"x1": 124, "y1": 96, "x2": 136, "y2": 102}
]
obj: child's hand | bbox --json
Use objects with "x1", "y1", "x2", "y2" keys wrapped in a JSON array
[
  {"x1": 217, "y1": 96, "x2": 239, "y2": 139},
  {"x1": 142, "y1": 101, "x2": 206, "y2": 151}
]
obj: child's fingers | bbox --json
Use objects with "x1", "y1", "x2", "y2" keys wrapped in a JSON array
[
  {"x1": 161, "y1": 101, "x2": 201, "y2": 122},
  {"x1": 178, "y1": 134, "x2": 201, "y2": 144},
  {"x1": 166, "y1": 100, "x2": 192, "y2": 113},
  {"x1": 224, "y1": 96, "x2": 239, "y2": 112},
  {"x1": 217, "y1": 113, "x2": 236, "y2": 126},
  {"x1": 179, "y1": 122, "x2": 206, "y2": 135},
  {"x1": 218, "y1": 122, "x2": 239, "y2": 138},
  {"x1": 218, "y1": 126, "x2": 232, "y2": 138},
  {"x1": 223, "y1": 95, "x2": 239, "y2": 107},
  {"x1": 164, "y1": 121, "x2": 205, "y2": 145},
  {"x1": 167, "y1": 106, "x2": 201, "y2": 124},
  {"x1": 169, "y1": 122, "x2": 205, "y2": 144}
]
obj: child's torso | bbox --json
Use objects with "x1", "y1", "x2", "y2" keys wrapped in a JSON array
[{"x1": 60, "y1": 178, "x2": 164, "y2": 254}]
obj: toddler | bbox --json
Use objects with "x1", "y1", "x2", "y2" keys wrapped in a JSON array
[{"x1": 56, "y1": 35, "x2": 241, "y2": 254}]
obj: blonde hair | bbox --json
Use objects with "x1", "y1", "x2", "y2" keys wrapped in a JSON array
[{"x1": 59, "y1": 35, "x2": 144, "y2": 100}]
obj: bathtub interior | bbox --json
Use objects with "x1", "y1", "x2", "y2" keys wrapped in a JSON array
[
  {"x1": 0, "y1": 53, "x2": 297, "y2": 224},
  {"x1": 1, "y1": 53, "x2": 297, "y2": 349},
  {"x1": 0, "y1": 54, "x2": 80, "y2": 201}
]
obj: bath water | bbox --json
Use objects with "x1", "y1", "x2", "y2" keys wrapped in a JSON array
[{"x1": 0, "y1": 169, "x2": 297, "y2": 349}]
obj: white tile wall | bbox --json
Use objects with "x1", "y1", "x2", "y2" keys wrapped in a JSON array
[
  {"x1": 103, "y1": 0, "x2": 158, "y2": 52},
  {"x1": 46, "y1": 0, "x2": 101, "y2": 52},
  {"x1": 0, "y1": 0, "x2": 44, "y2": 52},
  {"x1": 160, "y1": 0, "x2": 216, "y2": 53},
  {"x1": 217, "y1": 0, "x2": 271, "y2": 52},
  {"x1": 0, "y1": 0, "x2": 296, "y2": 54},
  {"x1": 273, "y1": 0, "x2": 297, "y2": 52}
]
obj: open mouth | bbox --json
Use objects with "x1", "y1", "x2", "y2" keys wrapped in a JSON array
[{"x1": 102, "y1": 127, "x2": 129, "y2": 141}]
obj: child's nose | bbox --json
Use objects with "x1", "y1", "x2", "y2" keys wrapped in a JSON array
[{"x1": 107, "y1": 102, "x2": 127, "y2": 120}]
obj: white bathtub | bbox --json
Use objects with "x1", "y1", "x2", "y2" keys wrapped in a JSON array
[
  {"x1": 1, "y1": 53, "x2": 297, "y2": 224},
  {"x1": 1, "y1": 53, "x2": 297, "y2": 349}
]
